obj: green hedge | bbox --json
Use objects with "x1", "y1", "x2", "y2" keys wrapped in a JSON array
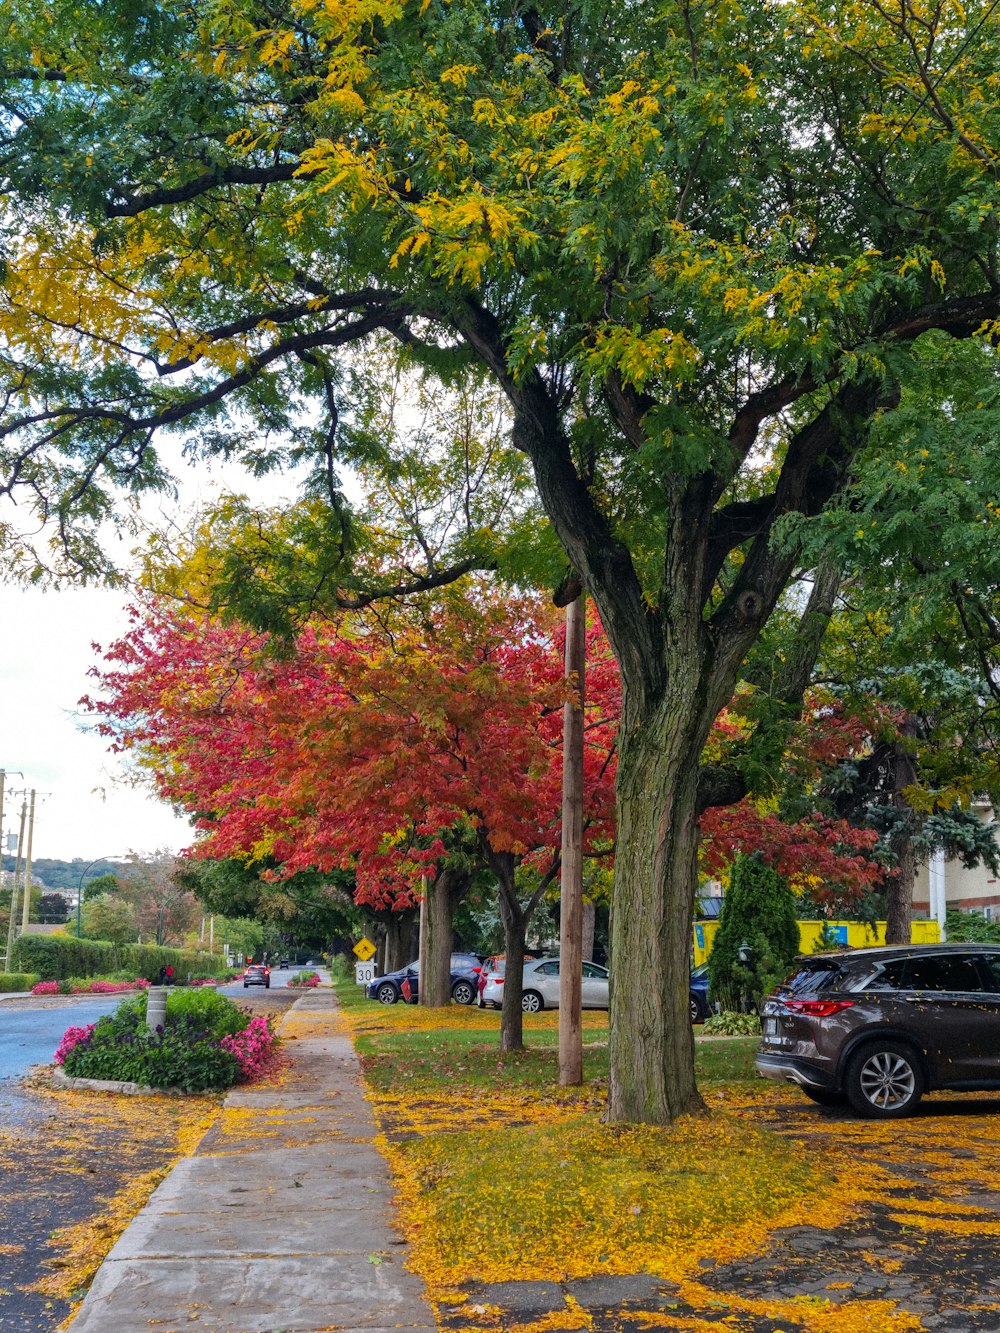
[
  {"x1": 0, "y1": 972, "x2": 40, "y2": 992},
  {"x1": 10, "y1": 934, "x2": 229, "y2": 983}
]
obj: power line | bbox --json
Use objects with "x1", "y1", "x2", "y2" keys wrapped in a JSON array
[{"x1": 885, "y1": 0, "x2": 1000, "y2": 156}]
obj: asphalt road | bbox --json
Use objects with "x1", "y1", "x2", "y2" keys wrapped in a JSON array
[
  {"x1": 0, "y1": 994, "x2": 125, "y2": 1086},
  {"x1": 216, "y1": 964, "x2": 318, "y2": 998}
]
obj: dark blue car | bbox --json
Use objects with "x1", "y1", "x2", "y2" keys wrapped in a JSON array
[
  {"x1": 690, "y1": 963, "x2": 710, "y2": 1023},
  {"x1": 366, "y1": 952, "x2": 483, "y2": 1006}
]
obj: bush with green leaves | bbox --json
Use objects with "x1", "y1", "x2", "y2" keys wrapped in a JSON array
[
  {"x1": 703, "y1": 1010, "x2": 763, "y2": 1037},
  {"x1": 10, "y1": 933, "x2": 229, "y2": 982},
  {"x1": 165, "y1": 987, "x2": 248, "y2": 1038},
  {"x1": 0, "y1": 972, "x2": 39, "y2": 992},
  {"x1": 709, "y1": 855, "x2": 800, "y2": 1012},
  {"x1": 59, "y1": 990, "x2": 266, "y2": 1092},
  {"x1": 945, "y1": 909, "x2": 1000, "y2": 944}
]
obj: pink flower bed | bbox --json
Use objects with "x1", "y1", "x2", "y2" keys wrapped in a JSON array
[
  {"x1": 288, "y1": 974, "x2": 321, "y2": 988},
  {"x1": 54, "y1": 1024, "x2": 96, "y2": 1065},
  {"x1": 31, "y1": 978, "x2": 153, "y2": 996},
  {"x1": 220, "y1": 1015, "x2": 278, "y2": 1082}
]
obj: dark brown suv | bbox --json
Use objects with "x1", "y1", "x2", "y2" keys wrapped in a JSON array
[{"x1": 755, "y1": 944, "x2": 1000, "y2": 1118}]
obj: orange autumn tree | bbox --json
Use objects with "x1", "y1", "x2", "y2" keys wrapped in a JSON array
[{"x1": 88, "y1": 588, "x2": 619, "y2": 1050}]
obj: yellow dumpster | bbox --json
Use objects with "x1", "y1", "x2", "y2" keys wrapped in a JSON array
[{"x1": 692, "y1": 917, "x2": 941, "y2": 967}]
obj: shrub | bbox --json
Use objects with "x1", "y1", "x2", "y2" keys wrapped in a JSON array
[
  {"x1": 10, "y1": 933, "x2": 230, "y2": 983},
  {"x1": 54, "y1": 1024, "x2": 96, "y2": 1064},
  {"x1": 945, "y1": 909, "x2": 1000, "y2": 944},
  {"x1": 62, "y1": 1013, "x2": 241, "y2": 1092},
  {"x1": 709, "y1": 854, "x2": 800, "y2": 1012},
  {"x1": 32, "y1": 976, "x2": 151, "y2": 995},
  {"x1": 57, "y1": 989, "x2": 277, "y2": 1091},
  {"x1": 221, "y1": 1015, "x2": 279, "y2": 1080},
  {"x1": 166, "y1": 987, "x2": 248, "y2": 1038},
  {"x1": 288, "y1": 970, "x2": 320, "y2": 988},
  {"x1": 0, "y1": 973, "x2": 40, "y2": 992},
  {"x1": 703, "y1": 1010, "x2": 762, "y2": 1037}
]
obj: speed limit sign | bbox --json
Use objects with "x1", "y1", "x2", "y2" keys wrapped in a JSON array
[{"x1": 355, "y1": 961, "x2": 377, "y2": 986}]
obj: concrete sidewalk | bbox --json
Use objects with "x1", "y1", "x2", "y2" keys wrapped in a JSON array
[{"x1": 69, "y1": 989, "x2": 437, "y2": 1333}]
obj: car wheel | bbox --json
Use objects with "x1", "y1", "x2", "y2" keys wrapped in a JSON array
[
  {"x1": 452, "y1": 979, "x2": 476, "y2": 1006},
  {"x1": 243, "y1": 982, "x2": 249, "y2": 988},
  {"x1": 689, "y1": 994, "x2": 702, "y2": 1024},
  {"x1": 265, "y1": 981, "x2": 270, "y2": 988},
  {"x1": 376, "y1": 981, "x2": 398, "y2": 1005},
  {"x1": 522, "y1": 989, "x2": 544, "y2": 1013},
  {"x1": 844, "y1": 1041, "x2": 924, "y2": 1118},
  {"x1": 800, "y1": 1086, "x2": 848, "y2": 1107}
]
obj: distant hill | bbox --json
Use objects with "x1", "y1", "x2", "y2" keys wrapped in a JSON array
[{"x1": 0, "y1": 856, "x2": 122, "y2": 890}]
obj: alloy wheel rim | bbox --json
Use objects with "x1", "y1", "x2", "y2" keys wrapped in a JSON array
[{"x1": 859, "y1": 1052, "x2": 915, "y2": 1108}]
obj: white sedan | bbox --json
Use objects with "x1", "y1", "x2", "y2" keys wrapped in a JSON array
[{"x1": 482, "y1": 956, "x2": 610, "y2": 1013}]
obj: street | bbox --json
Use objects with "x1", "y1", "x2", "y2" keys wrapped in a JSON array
[{"x1": 0, "y1": 995, "x2": 123, "y2": 1089}]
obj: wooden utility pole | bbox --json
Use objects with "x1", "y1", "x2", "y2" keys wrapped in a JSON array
[
  {"x1": 559, "y1": 595, "x2": 586, "y2": 1086},
  {"x1": 418, "y1": 873, "x2": 429, "y2": 1006},
  {"x1": 5, "y1": 797, "x2": 27, "y2": 970},
  {"x1": 21, "y1": 789, "x2": 37, "y2": 935}
]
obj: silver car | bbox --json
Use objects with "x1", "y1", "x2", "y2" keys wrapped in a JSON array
[{"x1": 520, "y1": 957, "x2": 610, "y2": 1012}]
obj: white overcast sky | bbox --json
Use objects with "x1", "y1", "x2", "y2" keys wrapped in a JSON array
[{"x1": 0, "y1": 461, "x2": 306, "y2": 864}]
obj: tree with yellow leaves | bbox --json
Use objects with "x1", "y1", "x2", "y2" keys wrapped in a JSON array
[{"x1": 3, "y1": 0, "x2": 1000, "y2": 1122}]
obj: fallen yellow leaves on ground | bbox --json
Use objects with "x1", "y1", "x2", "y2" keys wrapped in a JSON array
[
  {"x1": 381, "y1": 1111, "x2": 816, "y2": 1287},
  {"x1": 337, "y1": 992, "x2": 1000, "y2": 1333},
  {"x1": 10, "y1": 1080, "x2": 217, "y2": 1325}
]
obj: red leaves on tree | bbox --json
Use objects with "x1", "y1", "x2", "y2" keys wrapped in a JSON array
[{"x1": 86, "y1": 594, "x2": 620, "y2": 909}]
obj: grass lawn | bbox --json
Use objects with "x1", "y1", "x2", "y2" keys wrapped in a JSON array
[
  {"x1": 339, "y1": 971, "x2": 760, "y2": 1095},
  {"x1": 334, "y1": 974, "x2": 822, "y2": 1304}
]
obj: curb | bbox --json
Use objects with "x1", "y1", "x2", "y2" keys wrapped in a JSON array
[{"x1": 51, "y1": 1067, "x2": 195, "y2": 1098}]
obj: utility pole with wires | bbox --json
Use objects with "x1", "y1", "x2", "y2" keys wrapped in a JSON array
[
  {"x1": 4, "y1": 793, "x2": 28, "y2": 973},
  {"x1": 20, "y1": 789, "x2": 38, "y2": 935}
]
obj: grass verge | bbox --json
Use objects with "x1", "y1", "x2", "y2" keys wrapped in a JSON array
[{"x1": 335, "y1": 979, "x2": 818, "y2": 1294}]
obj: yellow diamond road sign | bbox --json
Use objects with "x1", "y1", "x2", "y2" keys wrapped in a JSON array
[{"x1": 353, "y1": 937, "x2": 377, "y2": 962}]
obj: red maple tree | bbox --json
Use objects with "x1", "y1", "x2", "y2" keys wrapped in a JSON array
[{"x1": 88, "y1": 589, "x2": 620, "y2": 1045}]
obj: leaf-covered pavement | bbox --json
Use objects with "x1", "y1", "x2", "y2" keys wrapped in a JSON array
[
  {"x1": 341, "y1": 994, "x2": 1000, "y2": 1333},
  {"x1": 0, "y1": 989, "x2": 298, "y2": 1331}
]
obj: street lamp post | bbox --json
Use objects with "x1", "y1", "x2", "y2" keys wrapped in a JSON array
[{"x1": 76, "y1": 856, "x2": 124, "y2": 937}]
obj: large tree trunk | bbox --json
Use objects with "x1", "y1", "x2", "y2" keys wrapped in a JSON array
[
  {"x1": 886, "y1": 831, "x2": 916, "y2": 945},
  {"x1": 380, "y1": 907, "x2": 418, "y2": 972},
  {"x1": 581, "y1": 899, "x2": 595, "y2": 962},
  {"x1": 607, "y1": 710, "x2": 704, "y2": 1123},
  {"x1": 886, "y1": 730, "x2": 919, "y2": 945},
  {"x1": 497, "y1": 866, "x2": 527, "y2": 1054},
  {"x1": 422, "y1": 866, "x2": 471, "y2": 1006}
]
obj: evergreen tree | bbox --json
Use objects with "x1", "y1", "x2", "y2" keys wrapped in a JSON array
[{"x1": 709, "y1": 855, "x2": 800, "y2": 1011}]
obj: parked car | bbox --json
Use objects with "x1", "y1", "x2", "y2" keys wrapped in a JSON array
[
  {"x1": 689, "y1": 963, "x2": 711, "y2": 1023},
  {"x1": 485, "y1": 956, "x2": 611, "y2": 1013},
  {"x1": 243, "y1": 964, "x2": 270, "y2": 989},
  {"x1": 478, "y1": 956, "x2": 506, "y2": 1008},
  {"x1": 366, "y1": 952, "x2": 483, "y2": 1005},
  {"x1": 756, "y1": 944, "x2": 1000, "y2": 1118},
  {"x1": 483, "y1": 957, "x2": 711, "y2": 1022}
]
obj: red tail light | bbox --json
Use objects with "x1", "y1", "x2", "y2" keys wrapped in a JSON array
[{"x1": 782, "y1": 999, "x2": 854, "y2": 1017}]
